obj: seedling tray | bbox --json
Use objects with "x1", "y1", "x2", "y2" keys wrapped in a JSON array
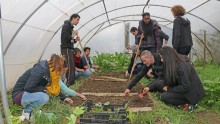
[{"x1": 80, "y1": 100, "x2": 129, "y2": 124}]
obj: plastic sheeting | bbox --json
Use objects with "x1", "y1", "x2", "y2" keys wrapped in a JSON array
[{"x1": 1, "y1": 0, "x2": 220, "y2": 89}]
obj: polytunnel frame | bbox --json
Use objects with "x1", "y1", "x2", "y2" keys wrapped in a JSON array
[
  {"x1": 79, "y1": 16, "x2": 214, "y2": 61},
  {"x1": 0, "y1": 1, "x2": 216, "y2": 123},
  {"x1": 0, "y1": 2, "x2": 11, "y2": 124},
  {"x1": 4, "y1": 0, "x2": 220, "y2": 58},
  {"x1": 39, "y1": 2, "x2": 219, "y2": 60}
]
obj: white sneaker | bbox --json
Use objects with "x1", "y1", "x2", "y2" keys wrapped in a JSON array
[{"x1": 21, "y1": 110, "x2": 31, "y2": 120}]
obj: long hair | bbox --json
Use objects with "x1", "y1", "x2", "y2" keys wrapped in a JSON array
[
  {"x1": 160, "y1": 47, "x2": 186, "y2": 85},
  {"x1": 48, "y1": 54, "x2": 65, "y2": 75}
]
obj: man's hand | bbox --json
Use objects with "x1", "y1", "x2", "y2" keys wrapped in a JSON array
[
  {"x1": 141, "y1": 33, "x2": 144, "y2": 39},
  {"x1": 124, "y1": 89, "x2": 130, "y2": 97},
  {"x1": 147, "y1": 69, "x2": 152, "y2": 77},
  {"x1": 143, "y1": 87, "x2": 149, "y2": 94},
  {"x1": 125, "y1": 71, "x2": 129, "y2": 77},
  {"x1": 163, "y1": 86, "x2": 168, "y2": 92},
  {"x1": 162, "y1": 41, "x2": 167, "y2": 48},
  {"x1": 72, "y1": 33, "x2": 77, "y2": 38},
  {"x1": 76, "y1": 36, "x2": 80, "y2": 41},
  {"x1": 64, "y1": 97, "x2": 73, "y2": 104},
  {"x1": 127, "y1": 45, "x2": 132, "y2": 50}
]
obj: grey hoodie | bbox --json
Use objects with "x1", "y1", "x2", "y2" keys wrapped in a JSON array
[{"x1": 172, "y1": 16, "x2": 193, "y2": 50}]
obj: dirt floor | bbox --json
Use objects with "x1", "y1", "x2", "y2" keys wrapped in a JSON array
[
  {"x1": 195, "y1": 111, "x2": 220, "y2": 124},
  {"x1": 71, "y1": 95, "x2": 154, "y2": 107},
  {"x1": 74, "y1": 71, "x2": 154, "y2": 108},
  {"x1": 76, "y1": 72, "x2": 144, "y2": 93}
]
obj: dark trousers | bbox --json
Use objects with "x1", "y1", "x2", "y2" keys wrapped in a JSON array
[
  {"x1": 148, "y1": 79, "x2": 164, "y2": 92},
  {"x1": 160, "y1": 92, "x2": 188, "y2": 106},
  {"x1": 140, "y1": 47, "x2": 157, "y2": 54},
  {"x1": 176, "y1": 46, "x2": 192, "y2": 55},
  {"x1": 61, "y1": 48, "x2": 75, "y2": 86}
]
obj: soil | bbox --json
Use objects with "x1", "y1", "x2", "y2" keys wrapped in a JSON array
[
  {"x1": 195, "y1": 111, "x2": 220, "y2": 124},
  {"x1": 71, "y1": 95, "x2": 154, "y2": 107},
  {"x1": 76, "y1": 80, "x2": 144, "y2": 93},
  {"x1": 73, "y1": 71, "x2": 154, "y2": 108},
  {"x1": 76, "y1": 72, "x2": 144, "y2": 93}
]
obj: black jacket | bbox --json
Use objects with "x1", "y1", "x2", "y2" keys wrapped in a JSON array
[
  {"x1": 127, "y1": 53, "x2": 163, "y2": 90},
  {"x1": 172, "y1": 16, "x2": 193, "y2": 50},
  {"x1": 158, "y1": 29, "x2": 169, "y2": 48},
  {"x1": 60, "y1": 20, "x2": 76, "y2": 49},
  {"x1": 12, "y1": 60, "x2": 66, "y2": 100},
  {"x1": 168, "y1": 62, "x2": 205, "y2": 104},
  {"x1": 138, "y1": 19, "x2": 161, "y2": 51}
]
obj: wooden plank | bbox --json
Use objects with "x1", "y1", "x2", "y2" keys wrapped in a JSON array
[
  {"x1": 81, "y1": 92, "x2": 138, "y2": 96},
  {"x1": 130, "y1": 107, "x2": 152, "y2": 112},
  {"x1": 97, "y1": 76, "x2": 127, "y2": 82},
  {"x1": 94, "y1": 78, "x2": 125, "y2": 82}
]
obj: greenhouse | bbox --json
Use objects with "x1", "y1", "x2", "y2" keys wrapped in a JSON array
[{"x1": 0, "y1": 0, "x2": 220, "y2": 124}]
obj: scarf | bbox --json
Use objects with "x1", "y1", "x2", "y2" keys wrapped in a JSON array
[{"x1": 74, "y1": 56, "x2": 81, "y2": 64}]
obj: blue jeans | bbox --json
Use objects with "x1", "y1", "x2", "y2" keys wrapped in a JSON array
[
  {"x1": 75, "y1": 69, "x2": 95, "y2": 77},
  {"x1": 21, "y1": 92, "x2": 49, "y2": 113}
]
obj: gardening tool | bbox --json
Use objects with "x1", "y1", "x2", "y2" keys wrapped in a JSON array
[
  {"x1": 129, "y1": 34, "x2": 144, "y2": 80},
  {"x1": 138, "y1": 88, "x2": 147, "y2": 99}
]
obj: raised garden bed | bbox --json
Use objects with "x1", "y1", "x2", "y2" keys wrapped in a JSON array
[
  {"x1": 76, "y1": 78, "x2": 144, "y2": 93},
  {"x1": 71, "y1": 94, "x2": 154, "y2": 107}
]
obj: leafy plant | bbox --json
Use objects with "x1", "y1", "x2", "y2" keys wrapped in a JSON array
[
  {"x1": 194, "y1": 61, "x2": 220, "y2": 108},
  {"x1": 66, "y1": 106, "x2": 85, "y2": 124},
  {"x1": 92, "y1": 52, "x2": 130, "y2": 72}
]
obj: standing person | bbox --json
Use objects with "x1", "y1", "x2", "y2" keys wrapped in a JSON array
[
  {"x1": 130, "y1": 27, "x2": 141, "y2": 45},
  {"x1": 60, "y1": 14, "x2": 80, "y2": 86},
  {"x1": 12, "y1": 54, "x2": 73, "y2": 120},
  {"x1": 159, "y1": 47, "x2": 204, "y2": 112},
  {"x1": 171, "y1": 5, "x2": 193, "y2": 55},
  {"x1": 81, "y1": 47, "x2": 100, "y2": 71},
  {"x1": 138, "y1": 12, "x2": 161, "y2": 53}
]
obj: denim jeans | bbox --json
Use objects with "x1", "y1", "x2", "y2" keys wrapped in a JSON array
[
  {"x1": 75, "y1": 68, "x2": 95, "y2": 77},
  {"x1": 21, "y1": 92, "x2": 49, "y2": 113}
]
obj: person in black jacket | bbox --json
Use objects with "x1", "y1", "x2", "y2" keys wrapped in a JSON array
[
  {"x1": 138, "y1": 12, "x2": 161, "y2": 53},
  {"x1": 60, "y1": 14, "x2": 80, "y2": 86},
  {"x1": 12, "y1": 54, "x2": 73, "y2": 120},
  {"x1": 171, "y1": 5, "x2": 193, "y2": 55},
  {"x1": 124, "y1": 50, "x2": 163, "y2": 95},
  {"x1": 125, "y1": 45, "x2": 144, "y2": 77},
  {"x1": 159, "y1": 47, "x2": 205, "y2": 111},
  {"x1": 158, "y1": 26, "x2": 169, "y2": 48}
]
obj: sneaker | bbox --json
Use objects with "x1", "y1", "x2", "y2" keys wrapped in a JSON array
[
  {"x1": 20, "y1": 110, "x2": 31, "y2": 121},
  {"x1": 188, "y1": 104, "x2": 198, "y2": 113}
]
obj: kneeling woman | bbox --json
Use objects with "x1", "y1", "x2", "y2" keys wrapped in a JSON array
[
  {"x1": 12, "y1": 54, "x2": 83, "y2": 120},
  {"x1": 160, "y1": 47, "x2": 205, "y2": 109}
]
